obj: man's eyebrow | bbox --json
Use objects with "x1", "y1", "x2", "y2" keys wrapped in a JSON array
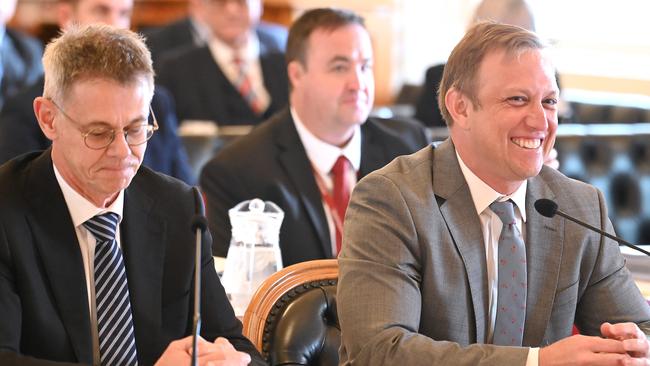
[
  {"x1": 84, "y1": 116, "x2": 148, "y2": 128},
  {"x1": 327, "y1": 55, "x2": 351, "y2": 64}
]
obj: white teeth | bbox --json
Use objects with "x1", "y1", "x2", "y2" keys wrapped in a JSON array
[{"x1": 511, "y1": 138, "x2": 541, "y2": 149}]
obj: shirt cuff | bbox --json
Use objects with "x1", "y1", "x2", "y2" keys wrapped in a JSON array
[{"x1": 526, "y1": 347, "x2": 539, "y2": 366}]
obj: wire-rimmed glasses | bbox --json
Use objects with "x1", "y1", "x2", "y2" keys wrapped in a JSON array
[{"x1": 49, "y1": 99, "x2": 159, "y2": 150}]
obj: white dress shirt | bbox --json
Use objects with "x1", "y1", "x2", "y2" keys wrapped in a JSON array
[
  {"x1": 456, "y1": 152, "x2": 539, "y2": 366},
  {"x1": 291, "y1": 107, "x2": 361, "y2": 255},
  {"x1": 209, "y1": 32, "x2": 271, "y2": 113},
  {"x1": 53, "y1": 163, "x2": 125, "y2": 366}
]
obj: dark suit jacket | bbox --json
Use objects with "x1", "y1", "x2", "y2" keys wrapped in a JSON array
[
  {"x1": 0, "y1": 78, "x2": 195, "y2": 184},
  {"x1": 143, "y1": 17, "x2": 287, "y2": 71},
  {"x1": 157, "y1": 41, "x2": 288, "y2": 126},
  {"x1": 0, "y1": 150, "x2": 264, "y2": 366},
  {"x1": 0, "y1": 28, "x2": 43, "y2": 109},
  {"x1": 199, "y1": 108, "x2": 429, "y2": 266}
]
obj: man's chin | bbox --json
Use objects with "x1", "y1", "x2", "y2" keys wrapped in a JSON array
[{"x1": 343, "y1": 110, "x2": 370, "y2": 125}]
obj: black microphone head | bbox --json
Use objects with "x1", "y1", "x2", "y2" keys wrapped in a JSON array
[
  {"x1": 191, "y1": 215, "x2": 208, "y2": 233},
  {"x1": 534, "y1": 198, "x2": 558, "y2": 218}
]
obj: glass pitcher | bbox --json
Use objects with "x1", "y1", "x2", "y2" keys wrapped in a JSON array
[{"x1": 220, "y1": 198, "x2": 284, "y2": 316}]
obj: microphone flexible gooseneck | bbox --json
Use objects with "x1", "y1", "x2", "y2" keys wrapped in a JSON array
[
  {"x1": 190, "y1": 187, "x2": 208, "y2": 366},
  {"x1": 534, "y1": 198, "x2": 650, "y2": 257}
]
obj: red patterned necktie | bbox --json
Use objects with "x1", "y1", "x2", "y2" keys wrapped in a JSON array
[
  {"x1": 232, "y1": 55, "x2": 264, "y2": 115},
  {"x1": 490, "y1": 200, "x2": 527, "y2": 346},
  {"x1": 331, "y1": 155, "x2": 352, "y2": 254}
]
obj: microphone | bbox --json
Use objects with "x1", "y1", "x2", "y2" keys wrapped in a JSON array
[
  {"x1": 534, "y1": 198, "x2": 650, "y2": 257},
  {"x1": 190, "y1": 187, "x2": 208, "y2": 366}
]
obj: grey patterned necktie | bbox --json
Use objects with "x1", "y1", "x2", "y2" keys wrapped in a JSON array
[
  {"x1": 84, "y1": 213, "x2": 138, "y2": 366},
  {"x1": 490, "y1": 200, "x2": 527, "y2": 346}
]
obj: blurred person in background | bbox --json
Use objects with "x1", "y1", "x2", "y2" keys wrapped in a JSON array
[
  {"x1": 0, "y1": 0, "x2": 43, "y2": 110},
  {"x1": 0, "y1": 0, "x2": 195, "y2": 184},
  {"x1": 144, "y1": 0, "x2": 287, "y2": 70},
  {"x1": 157, "y1": 0, "x2": 288, "y2": 126}
]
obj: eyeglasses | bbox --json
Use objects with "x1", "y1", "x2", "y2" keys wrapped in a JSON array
[{"x1": 50, "y1": 99, "x2": 159, "y2": 150}]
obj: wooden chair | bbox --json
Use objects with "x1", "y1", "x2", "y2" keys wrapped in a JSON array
[{"x1": 243, "y1": 259, "x2": 339, "y2": 366}]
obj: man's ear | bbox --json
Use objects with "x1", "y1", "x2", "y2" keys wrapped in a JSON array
[
  {"x1": 287, "y1": 60, "x2": 305, "y2": 89},
  {"x1": 34, "y1": 97, "x2": 59, "y2": 141},
  {"x1": 445, "y1": 87, "x2": 472, "y2": 130}
]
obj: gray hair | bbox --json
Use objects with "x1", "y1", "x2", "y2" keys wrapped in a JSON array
[{"x1": 42, "y1": 23, "x2": 154, "y2": 104}]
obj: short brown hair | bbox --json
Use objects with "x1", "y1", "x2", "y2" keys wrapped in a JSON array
[
  {"x1": 286, "y1": 8, "x2": 365, "y2": 67},
  {"x1": 42, "y1": 23, "x2": 154, "y2": 104},
  {"x1": 438, "y1": 21, "x2": 546, "y2": 126}
]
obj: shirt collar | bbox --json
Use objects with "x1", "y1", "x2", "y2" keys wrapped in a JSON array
[
  {"x1": 209, "y1": 30, "x2": 260, "y2": 66},
  {"x1": 290, "y1": 106, "x2": 361, "y2": 175},
  {"x1": 53, "y1": 162, "x2": 125, "y2": 228},
  {"x1": 456, "y1": 150, "x2": 527, "y2": 222}
]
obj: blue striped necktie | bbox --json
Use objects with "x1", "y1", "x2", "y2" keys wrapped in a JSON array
[
  {"x1": 490, "y1": 200, "x2": 527, "y2": 346},
  {"x1": 84, "y1": 213, "x2": 138, "y2": 366}
]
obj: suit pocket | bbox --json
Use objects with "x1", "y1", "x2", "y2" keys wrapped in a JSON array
[
  {"x1": 554, "y1": 279, "x2": 579, "y2": 307},
  {"x1": 542, "y1": 279, "x2": 579, "y2": 344}
]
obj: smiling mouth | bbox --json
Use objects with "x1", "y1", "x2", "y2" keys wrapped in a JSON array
[{"x1": 511, "y1": 137, "x2": 542, "y2": 149}]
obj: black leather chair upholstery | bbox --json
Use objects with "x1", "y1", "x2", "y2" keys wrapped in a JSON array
[
  {"x1": 571, "y1": 102, "x2": 650, "y2": 124},
  {"x1": 267, "y1": 281, "x2": 339, "y2": 366},
  {"x1": 243, "y1": 259, "x2": 340, "y2": 366},
  {"x1": 555, "y1": 124, "x2": 650, "y2": 245}
]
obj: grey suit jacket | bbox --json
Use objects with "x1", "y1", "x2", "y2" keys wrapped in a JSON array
[{"x1": 338, "y1": 139, "x2": 650, "y2": 365}]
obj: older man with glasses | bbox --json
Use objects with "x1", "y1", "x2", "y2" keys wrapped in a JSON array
[{"x1": 0, "y1": 24, "x2": 263, "y2": 366}]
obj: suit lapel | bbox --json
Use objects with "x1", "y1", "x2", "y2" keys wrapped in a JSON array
[
  {"x1": 523, "y1": 173, "x2": 564, "y2": 346},
  {"x1": 120, "y1": 176, "x2": 166, "y2": 357},
  {"x1": 25, "y1": 151, "x2": 93, "y2": 363},
  {"x1": 433, "y1": 140, "x2": 490, "y2": 343},
  {"x1": 275, "y1": 111, "x2": 332, "y2": 258}
]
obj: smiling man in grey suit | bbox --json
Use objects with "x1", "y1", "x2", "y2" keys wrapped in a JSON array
[{"x1": 338, "y1": 22, "x2": 650, "y2": 366}]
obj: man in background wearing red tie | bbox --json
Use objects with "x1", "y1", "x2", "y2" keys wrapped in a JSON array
[
  {"x1": 157, "y1": 0, "x2": 289, "y2": 126},
  {"x1": 200, "y1": 8, "x2": 428, "y2": 267}
]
